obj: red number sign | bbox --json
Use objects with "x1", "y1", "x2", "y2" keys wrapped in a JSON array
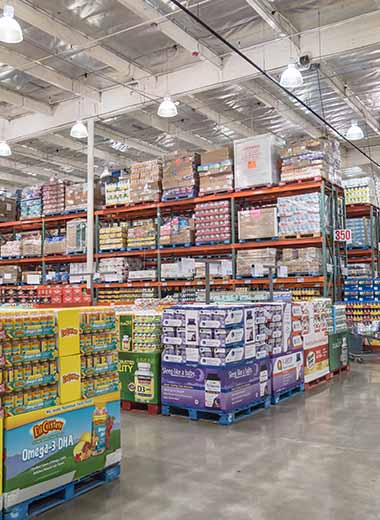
[{"x1": 334, "y1": 229, "x2": 352, "y2": 242}]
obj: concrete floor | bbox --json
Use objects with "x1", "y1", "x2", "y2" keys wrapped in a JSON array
[{"x1": 42, "y1": 364, "x2": 380, "y2": 520}]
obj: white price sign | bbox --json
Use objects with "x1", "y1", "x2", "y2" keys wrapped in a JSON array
[{"x1": 334, "y1": 229, "x2": 352, "y2": 242}]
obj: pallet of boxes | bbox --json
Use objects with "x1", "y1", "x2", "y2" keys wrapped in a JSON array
[
  {"x1": 1, "y1": 307, "x2": 121, "y2": 519},
  {"x1": 118, "y1": 310, "x2": 162, "y2": 414}
]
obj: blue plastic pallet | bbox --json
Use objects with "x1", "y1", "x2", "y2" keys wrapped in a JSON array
[
  {"x1": 159, "y1": 243, "x2": 192, "y2": 249},
  {"x1": 162, "y1": 192, "x2": 196, "y2": 201},
  {"x1": 99, "y1": 247, "x2": 128, "y2": 253},
  {"x1": 126, "y1": 245, "x2": 156, "y2": 251},
  {"x1": 195, "y1": 240, "x2": 231, "y2": 246},
  {"x1": 271, "y1": 383, "x2": 304, "y2": 405},
  {"x1": 162, "y1": 396, "x2": 271, "y2": 425},
  {"x1": 4, "y1": 463, "x2": 120, "y2": 520},
  {"x1": 239, "y1": 237, "x2": 279, "y2": 243}
]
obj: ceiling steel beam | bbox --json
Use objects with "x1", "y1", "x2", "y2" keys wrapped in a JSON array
[
  {"x1": 7, "y1": 11, "x2": 380, "y2": 141},
  {"x1": 0, "y1": 157, "x2": 83, "y2": 182},
  {"x1": 0, "y1": 47, "x2": 99, "y2": 102},
  {"x1": 243, "y1": 81, "x2": 321, "y2": 138},
  {"x1": 13, "y1": 145, "x2": 88, "y2": 173},
  {"x1": 181, "y1": 94, "x2": 255, "y2": 138},
  {"x1": 42, "y1": 134, "x2": 132, "y2": 167},
  {"x1": 96, "y1": 125, "x2": 167, "y2": 157},
  {"x1": 132, "y1": 110, "x2": 214, "y2": 151},
  {"x1": 0, "y1": 86, "x2": 53, "y2": 115},
  {"x1": 0, "y1": 0, "x2": 148, "y2": 83},
  {"x1": 117, "y1": 0, "x2": 223, "y2": 69}
]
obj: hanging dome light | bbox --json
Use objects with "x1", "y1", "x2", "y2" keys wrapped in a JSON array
[
  {"x1": 0, "y1": 141, "x2": 11, "y2": 157},
  {"x1": 100, "y1": 166, "x2": 111, "y2": 180},
  {"x1": 70, "y1": 120, "x2": 88, "y2": 139},
  {"x1": 280, "y1": 62, "x2": 303, "y2": 89},
  {"x1": 346, "y1": 120, "x2": 364, "y2": 141},
  {"x1": 0, "y1": 5, "x2": 23, "y2": 44},
  {"x1": 157, "y1": 96, "x2": 178, "y2": 118}
]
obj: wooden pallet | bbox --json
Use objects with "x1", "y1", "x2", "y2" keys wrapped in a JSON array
[
  {"x1": 304, "y1": 372, "x2": 333, "y2": 390},
  {"x1": 121, "y1": 400, "x2": 160, "y2": 415},
  {"x1": 279, "y1": 233, "x2": 321, "y2": 240}
]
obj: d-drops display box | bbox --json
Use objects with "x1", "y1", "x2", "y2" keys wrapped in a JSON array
[{"x1": 3, "y1": 391, "x2": 121, "y2": 509}]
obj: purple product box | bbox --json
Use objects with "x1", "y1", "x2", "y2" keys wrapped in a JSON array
[
  {"x1": 161, "y1": 358, "x2": 271, "y2": 411},
  {"x1": 199, "y1": 307, "x2": 244, "y2": 329},
  {"x1": 271, "y1": 350, "x2": 304, "y2": 395},
  {"x1": 199, "y1": 326, "x2": 244, "y2": 347}
]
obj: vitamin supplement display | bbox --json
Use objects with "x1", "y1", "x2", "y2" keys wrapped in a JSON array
[{"x1": 79, "y1": 309, "x2": 119, "y2": 398}]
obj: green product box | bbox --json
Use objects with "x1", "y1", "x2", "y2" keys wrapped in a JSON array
[
  {"x1": 328, "y1": 332, "x2": 349, "y2": 372},
  {"x1": 118, "y1": 351, "x2": 161, "y2": 404},
  {"x1": 117, "y1": 313, "x2": 134, "y2": 351}
]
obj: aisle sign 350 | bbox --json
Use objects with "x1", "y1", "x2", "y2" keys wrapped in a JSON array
[{"x1": 334, "y1": 229, "x2": 352, "y2": 242}]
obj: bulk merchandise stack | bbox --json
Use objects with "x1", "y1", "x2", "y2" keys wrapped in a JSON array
[
  {"x1": 0, "y1": 307, "x2": 121, "y2": 518},
  {"x1": 118, "y1": 310, "x2": 162, "y2": 413}
]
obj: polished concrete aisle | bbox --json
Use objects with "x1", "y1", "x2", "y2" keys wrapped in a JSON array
[{"x1": 43, "y1": 364, "x2": 380, "y2": 520}]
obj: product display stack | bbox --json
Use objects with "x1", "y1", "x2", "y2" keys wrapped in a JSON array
[
  {"x1": 65, "y1": 182, "x2": 103, "y2": 213},
  {"x1": 198, "y1": 147, "x2": 234, "y2": 195},
  {"x1": 99, "y1": 222, "x2": 129, "y2": 252},
  {"x1": 19, "y1": 186, "x2": 42, "y2": 220},
  {"x1": 328, "y1": 303, "x2": 349, "y2": 375},
  {"x1": 129, "y1": 160, "x2": 162, "y2": 204},
  {"x1": 280, "y1": 248, "x2": 323, "y2": 276},
  {"x1": 127, "y1": 218, "x2": 156, "y2": 250},
  {"x1": 238, "y1": 206, "x2": 278, "y2": 241},
  {"x1": 66, "y1": 218, "x2": 87, "y2": 254},
  {"x1": 160, "y1": 303, "x2": 272, "y2": 424},
  {"x1": 42, "y1": 179, "x2": 66, "y2": 216},
  {"x1": 195, "y1": 200, "x2": 231, "y2": 245},
  {"x1": 160, "y1": 216, "x2": 194, "y2": 247},
  {"x1": 278, "y1": 193, "x2": 323, "y2": 238},
  {"x1": 280, "y1": 137, "x2": 342, "y2": 184},
  {"x1": 162, "y1": 152, "x2": 200, "y2": 201},
  {"x1": 118, "y1": 310, "x2": 162, "y2": 413},
  {"x1": 1, "y1": 307, "x2": 121, "y2": 518},
  {"x1": 105, "y1": 172, "x2": 130, "y2": 207},
  {"x1": 236, "y1": 249, "x2": 277, "y2": 278},
  {"x1": 344, "y1": 177, "x2": 378, "y2": 205}
]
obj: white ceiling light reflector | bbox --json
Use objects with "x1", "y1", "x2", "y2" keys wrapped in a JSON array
[
  {"x1": 0, "y1": 141, "x2": 11, "y2": 156},
  {"x1": 70, "y1": 120, "x2": 88, "y2": 139},
  {"x1": 100, "y1": 166, "x2": 111, "y2": 180},
  {"x1": 280, "y1": 62, "x2": 303, "y2": 89},
  {"x1": 0, "y1": 5, "x2": 23, "y2": 44},
  {"x1": 346, "y1": 120, "x2": 364, "y2": 141},
  {"x1": 158, "y1": 96, "x2": 178, "y2": 118}
]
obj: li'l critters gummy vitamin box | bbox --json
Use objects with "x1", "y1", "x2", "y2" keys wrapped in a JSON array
[{"x1": 3, "y1": 391, "x2": 121, "y2": 508}]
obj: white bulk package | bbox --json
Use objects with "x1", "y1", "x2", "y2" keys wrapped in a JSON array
[{"x1": 234, "y1": 134, "x2": 283, "y2": 189}]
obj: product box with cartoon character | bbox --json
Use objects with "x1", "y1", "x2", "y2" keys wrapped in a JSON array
[{"x1": 3, "y1": 391, "x2": 121, "y2": 508}]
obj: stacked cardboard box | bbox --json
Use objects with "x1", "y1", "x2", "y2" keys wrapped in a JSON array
[
  {"x1": 98, "y1": 257, "x2": 143, "y2": 283},
  {"x1": 161, "y1": 304, "x2": 272, "y2": 412},
  {"x1": 198, "y1": 147, "x2": 234, "y2": 195},
  {"x1": 0, "y1": 195, "x2": 16, "y2": 222},
  {"x1": 195, "y1": 200, "x2": 231, "y2": 244},
  {"x1": 238, "y1": 206, "x2": 278, "y2": 240},
  {"x1": 99, "y1": 223, "x2": 128, "y2": 251},
  {"x1": 20, "y1": 186, "x2": 42, "y2": 220},
  {"x1": 344, "y1": 177, "x2": 377, "y2": 205},
  {"x1": 105, "y1": 173, "x2": 130, "y2": 206},
  {"x1": 69, "y1": 262, "x2": 87, "y2": 284},
  {"x1": 0, "y1": 265, "x2": 21, "y2": 284},
  {"x1": 42, "y1": 180, "x2": 66, "y2": 216},
  {"x1": 195, "y1": 259, "x2": 232, "y2": 279},
  {"x1": 160, "y1": 216, "x2": 194, "y2": 246},
  {"x1": 280, "y1": 248, "x2": 323, "y2": 275},
  {"x1": 97, "y1": 286, "x2": 156, "y2": 303},
  {"x1": 21, "y1": 232, "x2": 42, "y2": 257},
  {"x1": 44, "y1": 234, "x2": 66, "y2": 256},
  {"x1": 347, "y1": 217, "x2": 372, "y2": 247},
  {"x1": 66, "y1": 219, "x2": 86, "y2": 254},
  {"x1": 162, "y1": 152, "x2": 200, "y2": 200},
  {"x1": 234, "y1": 134, "x2": 282, "y2": 190},
  {"x1": 127, "y1": 218, "x2": 156, "y2": 249},
  {"x1": 65, "y1": 182, "x2": 103, "y2": 212},
  {"x1": 236, "y1": 248, "x2": 277, "y2": 278},
  {"x1": 277, "y1": 193, "x2": 322, "y2": 236},
  {"x1": 161, "y1": 258, "x2": 196, "y2": 280},
  {"x1": 21, "y1": 271, "x2": 42, "y2": 284},
  {"x1": 280, "y1": 138, "x2": 342, "y2": 184},
  {"x1": 1, "y1": 239, "x2": 21, "y2": 258},
  {"x1": 130, "y1": 160, "x2": 162, "y2": 204}
]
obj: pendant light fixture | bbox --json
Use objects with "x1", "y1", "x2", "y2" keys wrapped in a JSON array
[
  {"x1": 346, "y1": 120, "x2": 364, "y2": 141},
  {"x1": 280, "y1": 61, "x2": 303, "y2": 89},
  {"x1": 0, "y1": 5, "x2": 23, "y2": 44},
  {"x1": 70, "y1": 120, "x2": 88, "y2": 139},
  {"x1": 100, "y1": 166, "x2": 111, "y2": 180},
  {"x1": 158, "y1": 96, "x2": 178, "y2": 118},
  {"x1": 0, "y1": 140, "x2": 11, "y2": 157}
]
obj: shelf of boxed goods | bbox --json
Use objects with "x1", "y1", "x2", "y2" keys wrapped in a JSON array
[
  {"x1": 95, "y1": 178, "x2": 345, "y2": 302},
  {"x1": 346, "y1": 203, "x2": 380, "y2": 275}
]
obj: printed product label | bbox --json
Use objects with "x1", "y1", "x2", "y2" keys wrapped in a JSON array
[{"x1": 304, "y1": 343, "x2": 329, "y2": 383}]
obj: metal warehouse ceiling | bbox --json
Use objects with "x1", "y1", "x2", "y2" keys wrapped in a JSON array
[{"x1": 0, "y1": 0, "x2": 379, "y2": 187}]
